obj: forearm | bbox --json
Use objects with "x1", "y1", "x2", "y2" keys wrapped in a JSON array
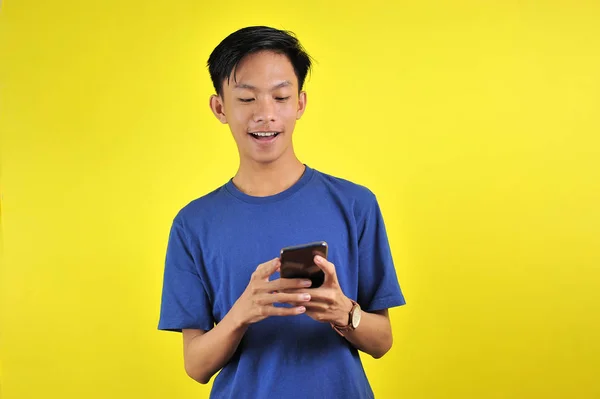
[
  {"x1": 184, "y1": 310, "x2": 248, "y2": 384},
  {"x1": 342, "y1": 309, "x2": 392, "y2": 359}
]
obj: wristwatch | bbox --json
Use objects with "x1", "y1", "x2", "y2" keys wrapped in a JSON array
[{"x1": 331, "y1": 299, "x2": 362, "y2": 336}]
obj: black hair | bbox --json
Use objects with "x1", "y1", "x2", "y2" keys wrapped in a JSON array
[{"x1": 207, "y1": 26, "x2": 313, "y2": 96}]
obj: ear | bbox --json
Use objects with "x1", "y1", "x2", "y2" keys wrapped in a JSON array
[
  {"x1": 209, "y1": 94, "x2": 228, "y2": 124},
  {"x1": 296, "y1": 91, "x2": 307, "y2": 120}
]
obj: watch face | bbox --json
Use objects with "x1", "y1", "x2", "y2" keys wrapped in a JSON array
[{"x1": 352, "y1": 306, "x2": 362, "y2": 328}]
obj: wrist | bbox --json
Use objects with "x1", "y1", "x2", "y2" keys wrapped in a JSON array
[
  {"x1": 229, "y1": 301, "x2": 251, "y2": 330},
  {"x1": 334, "y1": 296, "x2": 354, "y2": 326},
  {"x1": 331, "y1": 298, "x2": 362, "y2": 337}
]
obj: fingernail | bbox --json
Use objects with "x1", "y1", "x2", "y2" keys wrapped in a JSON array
[
  {"x1": 297, "y1": 306, "x2": 306, "y2": 313},
  {"x1": 315, "y1": 255, "x2": 324, "y2": 263},
  {"x1": 301, "y1": 280, "x2": 312, "y2": 287},
  {"x1": 302, "y1": 294, "x2": 311, "y2": 301}
]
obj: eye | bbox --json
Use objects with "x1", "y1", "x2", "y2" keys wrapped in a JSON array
[
  {"x1": 275, "y1": 96, "x2": 291, "y2": 102},
  {"x1": 238, "y1": 98, "x2": 254, "y2": 103}
]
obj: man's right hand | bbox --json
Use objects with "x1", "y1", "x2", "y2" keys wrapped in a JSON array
[{"x1": 231, "y1": 258, "x2": 313, "y2": 326}]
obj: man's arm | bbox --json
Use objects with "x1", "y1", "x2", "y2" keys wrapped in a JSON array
[
  {"x1": 299, "y1": 255, "x2": 396, "y2": 359},
  {"x1": 181, "y1": 258, "x2": 312, "y2": 384},
  {"x1": 334, "y1": 304, "x2": 393, "y2": 359},
  {"x1": 182, "y1": 315, "x2": 247, "y2": 384}
]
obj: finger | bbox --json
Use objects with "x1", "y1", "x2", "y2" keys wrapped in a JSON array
[
  {"x1": 314, "y1": 255, "x2": 338, "y2": 283},
  {"x1": 287, "y1": 302, "x2": 306, "y2": 307},
  {"x1": 279, "y1": 287, "x2": 307, "y2": 294},
  {"x1": 268, "y1": 277, "x2": 312, "y2": 291},
  {"x1": 265, "y1": 305, "x2": 306, "y2": 316},
  {"x1": 288, "y1": 302, "x2": 329, "y2": 311},
  {"x1": 301, "y1": 288, "x2": 335, "y2": 304},
  {"x1": 256, "y1": 258, "x2": 281, "y2": 279},
  {"x1": 257, "y1": 292, "x2": 311, "y2": 306},
  {"x1": 281, "y1": 287, "x2": 334, "y2": 300},
  {"x1": 303, "y1": 301, "x2": 329, "y2": 311}
]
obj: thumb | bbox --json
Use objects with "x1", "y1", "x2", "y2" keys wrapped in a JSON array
[{"x1": 314, "y1": 255, "x2": 338, "y2": 284}]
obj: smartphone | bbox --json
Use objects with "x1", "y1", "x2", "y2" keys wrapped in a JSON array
[{"x1": 279, "y1": 241, "x2": 328, "y2": 288}]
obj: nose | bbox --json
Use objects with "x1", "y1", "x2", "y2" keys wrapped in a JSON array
[{"x1": 253, "y1": 98, "x2": 276, "y2": 123}]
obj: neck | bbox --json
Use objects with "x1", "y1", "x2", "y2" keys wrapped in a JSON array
[{"x1": 233, "y1": 155, "x2": 306, "y2": 197}]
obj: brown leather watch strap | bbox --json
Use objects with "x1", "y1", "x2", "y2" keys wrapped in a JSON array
[{"x1": 331, "y1": 299, "x2": 358, "y2": 336}]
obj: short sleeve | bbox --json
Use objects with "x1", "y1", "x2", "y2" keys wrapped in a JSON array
[
  {"x1": 158, "y1": 217, "x2": 214, "y2": 332},
  {"x1": 357, "y1": 195, "x2": 406, "y2": 312}
]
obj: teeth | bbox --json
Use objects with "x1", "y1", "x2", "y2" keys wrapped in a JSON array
[{"x1": 251, "y1": 132, "x2": 278, "y2": 137}]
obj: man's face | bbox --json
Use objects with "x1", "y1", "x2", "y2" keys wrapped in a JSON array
[{"x1": 210, "y1": 50, "x2": 307, "y2": 165}]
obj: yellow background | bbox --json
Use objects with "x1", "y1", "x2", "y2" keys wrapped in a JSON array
[{"x1": 1, "y1": 0, "x2": 599, "y2": 398}]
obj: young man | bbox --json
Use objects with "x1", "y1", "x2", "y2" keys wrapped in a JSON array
[{"x1": 158, "y1": 26, "x2": 405, "y2": 398}]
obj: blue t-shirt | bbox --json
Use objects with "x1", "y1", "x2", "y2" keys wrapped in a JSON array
[{"x1": 158, "y1": 165, "x2": 406, "y2": 398}]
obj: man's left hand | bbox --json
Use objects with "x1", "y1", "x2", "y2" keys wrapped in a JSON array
[{"x1": 299, "y1": 255, "x2": 354, "y2": 326}]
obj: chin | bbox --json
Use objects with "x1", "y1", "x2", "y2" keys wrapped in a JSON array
[
  {"x1": 238, "y1": 136, "x2": 294, "y2": 166},
  {"x1": 254, "y1": 154, "x2": 283, "y2": 165},
  {"x1": 243, "y1": 150, "x2": 286, "y2": 165}
]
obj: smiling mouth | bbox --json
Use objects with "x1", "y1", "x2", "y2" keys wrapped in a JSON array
[{"x1": 248, "y1": 131, "x2": 281, "y2": 141}]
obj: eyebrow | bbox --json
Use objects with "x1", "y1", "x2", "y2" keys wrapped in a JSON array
[{"x1": 233, "y1": 81, "x2": 293, "y2": 91}]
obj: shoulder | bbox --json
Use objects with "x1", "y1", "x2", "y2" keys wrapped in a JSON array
[
  {"x1": 313, "y1": 169, "x2": 376, "y2": 200},
  {"x1": 172, "y1": 185, "x2": 229, "y2": 227},
  {"x1": 311, "y1": 168, "x2": 378, "y2": 215}
]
